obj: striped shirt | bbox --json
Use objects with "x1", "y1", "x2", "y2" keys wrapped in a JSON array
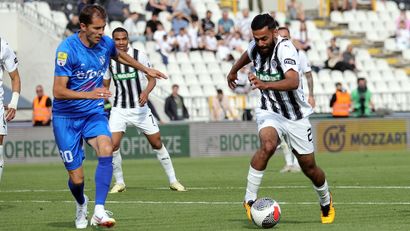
[
  {"x1": 0, "y1": 37, "x2": 18, "y2": 105},
  {"x1": 247, "y1": 37, "x2": 313, "y2": 120},
  {"x1": 104, "y1": 48, "x2": 150, "y2": 109}
]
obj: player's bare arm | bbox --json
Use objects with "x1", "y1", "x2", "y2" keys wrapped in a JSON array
[
  {"x1": 305, "y1": 71, "x2": 315, "y2": 107},
  {"x1": 249, "y1": 69, "x2": 299, "y2": 91},
  {"x1": 103, "y1": 78, "x2": 111, "y2": 90},
  {"x1": 227, "y1": 51, "x2": 251, "y2": 89},
  {"x1": 115, "y1": 50, "x2": 167, "y2": 79},
  {"x1": 139, "y1": 75, "x2": 156, "y2": 107},
  {"x1": 6, "y1": 68, "x2": 21, "y2": 121},
  {"x1": 53, "y1": 76, "x2": 111, "y2": 100}
]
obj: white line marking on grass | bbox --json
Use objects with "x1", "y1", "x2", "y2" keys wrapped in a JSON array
[
  {"x1": 1, "y1": 185, "x2": 410, "y2": 193},
  {"x1": 0, "y1": 200, "x2": 410, "y2": 205}
]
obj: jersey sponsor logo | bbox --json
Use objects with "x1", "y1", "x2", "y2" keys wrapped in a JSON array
[
  {"x1": 256, "y1": 70, "x2": 281, "y2": 82},
  {"x1": 57, "y1": 52, "x2": 68, "y2": 66},
  {"x1": 75, "y1": 69, "x2": 106, "y2": 79},
  {"x1": 284, "y1": 58, "x2": 296, "y2": 65},
  {"x1": 113, "y1": 72, "x2": 137, "y2": 80}
]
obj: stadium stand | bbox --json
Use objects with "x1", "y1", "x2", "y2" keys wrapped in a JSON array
[{"x1": 1, "y1": 0, "x2": 410, "y2": 121}]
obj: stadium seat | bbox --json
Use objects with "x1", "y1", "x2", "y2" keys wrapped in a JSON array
[
  {"x1": 375, "y1": 59, "x2": 390, "y2": 71},
  {"x1": 202, "y1": 84, "x2": 217, "y2": 96},
  {"x1": 167, "y1": 63, "x2": 182, "y2": 75},
  {"x1": 51, "y1": 11, "x2": 68, "y2": 28},
  {"x1": 402, "y1": 49, "x2": 410, "y2": 61},
  {"x1": 152, "y1": 63, "x2": 167, "y2": 75},
  {"x1": 198, "y1": 73, "x2": 214, "y2": 85},
  {"x1": 194, "y1": 63, "x2": 209, "y2": 74},
  {"x1": 220, "y1": 61, "x2": 232, "y2": 75},
  {"x1": 178, "y1": 84, "x2": 190, "y2": 97},
  {"x1": 176, "y1": 52, "x2": 190, "y2": 64},
  {"x1": 129, "y1": 2, "x2": 144, "y2": 14},
  {"x1": 148, "y1": 52, "x2": 163, "y2": 65},
  {"x1": 145, "y1": 41, "x2": 157, "y2": 52},
  {"x1": 211, "y1": 73, "x2": 226, "y2": 85},
  {"x1": 188, "y1": 85, "x2": 204, "y2": 97},
  {"x1": 366, "y1": 11, "x2": 378, "y2": 22},
  {"x1": 170, "y1": 74, "x2": 185, "y2": 85},
  {"x1": 136, "y1": 21, "x2": 146, "y2": 34},
  {"x1": 184, "y1": 74, "x2": 199, "y2": 85},
  {"x1": 343, "y1": 11, "x2": 355, "y2": 23},
  {"x1": 34, "y1": 1, "x2": 52, "y2": 19},
  {"x1": 183, "y1": 63, "x2": 196, "y2": 75},
  {"x1": 110, "y1": 21, "x2": 123, "y2": 32},
  {"x1": 202, "y1": 51, "x2": 217, "y2": 63},
  {"x1": 384, "y1": 38, "x2": 399, "y2": 53},
  {"x1": 132, "y1": 41, "x2": 145, "y2": 52},
  {"x1": 189, "y1": 51, "x2": 203, "y2": 63},
  {"x1": 207, "y1": 63, "x2": 222, "y2": 75},
  {"x1": 330, "y1": 11, "x2": 344, "y2": 24},
  {"x1": 331, "y1": 70, "x2": 344, "y2": 83}
]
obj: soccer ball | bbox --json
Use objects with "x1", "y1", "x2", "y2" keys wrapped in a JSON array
[{"x1": 250, "y1": 197, "x2": 281, "y2": 228}]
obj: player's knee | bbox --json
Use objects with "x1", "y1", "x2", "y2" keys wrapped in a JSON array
[
  {"x1": 261, "y1": 141, "x2": 277, "y2": 155},
  {"x1": 151, "y1": 141, "x2": 162, "y2": 150},
  {"x1": 100, "y1": 145, "x2": 113, "y2": 156},
  {"x1": 70, "y1": 175, "x2": 84, "y2": 185}
]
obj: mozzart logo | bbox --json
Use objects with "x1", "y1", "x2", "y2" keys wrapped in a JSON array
[
  {"x1": 319, "y1": 120, "x2": 407, "y2": 153},
  {"x1": 323, "y1": 125, "x2": 346, "y2": 152}
]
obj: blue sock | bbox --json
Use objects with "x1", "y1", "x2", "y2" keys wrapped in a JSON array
[
  {"x1": 68, "y1": 179, "x2": 85, "y2": 205},
  {"x1": 95, "y1": 156, "x2": 113, "y2": 205}
]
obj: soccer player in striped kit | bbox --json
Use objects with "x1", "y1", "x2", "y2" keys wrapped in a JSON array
[
  {"x1": 104, "y1": 27, "x2": 186, "y2": 193},
  {"x1": 227, "y1": 14, "x2": 335, "y2": 224},
  {"x1": 0, "y1": 37, "x2": 21, "y2": 183}
]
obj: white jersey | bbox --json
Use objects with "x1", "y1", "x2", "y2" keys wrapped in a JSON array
[
  {"x1": 298, "y1": 49, "x2": 312, "y2": 96},
  {"x1": 247, "y1": 38, "x2": 313, "y2": 120},
  {"x1": 0, "y1": 37, "x2": 18, "y2": 105},
  {"x1": 104, "y1": 48, "x2": 150, "y2": 109}
]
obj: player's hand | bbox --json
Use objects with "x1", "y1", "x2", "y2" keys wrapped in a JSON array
[
  {"x1": 139, "y1": 91, "x2": 149, "y2": 106},
  {"x1": 249, "y1": 73, "x2": 267, "y2": 90},
  {"x1": 90, "y1": 87, "x2": 112, "y2": 99},
  {"x1": 227, "y1": 72, "x2": 238, "y2": 89},
  {"x1": 5, "y1": 107, "x2": 16, "y2": 121},
  {"x1": 308, "y1": 95, "x2": 316, "y2": 108},
  {"x1": 146, "y1": 68, "x2": 167, "y2": 79}
]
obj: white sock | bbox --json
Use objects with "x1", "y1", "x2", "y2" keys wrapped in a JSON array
[
  {"x1": 154, "y1": 144, "x2": 177, "y2": 184},
  {"x1": 0, "y1": 145, "x2": 3, "y2": 182},
  {"x1": 313, "y1": 180, "x2": 331, "y2": 206},
  {"x1": 112, "y1": 149, "x2": 125, "y2": 185},
  {"x1": 244, "y1": 166, "x2": 264, "y2": 202},
  {"x1": 95, "y1": 204, "x2": 105, "y2": 216},
  {"x1": 281, "y1": 142, "x2": 293, "y2": 166}
]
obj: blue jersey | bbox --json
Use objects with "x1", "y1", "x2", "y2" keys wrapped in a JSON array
[{"x1": 53, "y1": 33, "x2": 117, "y2": 117}]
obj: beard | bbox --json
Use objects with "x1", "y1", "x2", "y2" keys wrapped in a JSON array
[{"x1": 256, "y1": 42, "x2": 275, "y2": 57}]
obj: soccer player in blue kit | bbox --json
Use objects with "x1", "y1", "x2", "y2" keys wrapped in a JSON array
[{"x1": 53, "y1": 5, "x2": 166, "y2": 229}]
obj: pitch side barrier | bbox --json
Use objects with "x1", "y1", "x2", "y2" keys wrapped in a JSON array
[{"x1": 3, "y1": 117, "x2": 409, "y2": 163}]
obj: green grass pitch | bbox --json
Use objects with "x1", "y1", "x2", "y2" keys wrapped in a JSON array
[{"x1": 0, "y1": 151, "x2": 409, "y2": 230}]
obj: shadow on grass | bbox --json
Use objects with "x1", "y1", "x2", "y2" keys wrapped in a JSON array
[
  {"x1": 47, "y1": 221, "x2": 73, "y2": 229},
  {"x1": 229, "y1": 218, "x2": 318, "y2": 229}
]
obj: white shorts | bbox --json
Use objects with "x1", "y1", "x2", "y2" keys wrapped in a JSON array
[
  {"x1": 255, "y1": 109, "x2": 314, "y2": 154},
  {"x1": 0, "y1": 106, "x2": 7, "y2": 135},
  {"x1": 109, "y1": 106, "x2": 159, "y2": 135}
]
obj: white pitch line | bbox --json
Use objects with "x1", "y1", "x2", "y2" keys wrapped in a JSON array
[
  {"x1": 0, "y1": 200, "x2": 409, "y2": 205},
  {"x1": 1, "y1": 185, "x2": 410, "y2": 193}
]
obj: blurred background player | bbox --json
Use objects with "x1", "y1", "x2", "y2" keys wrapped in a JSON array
[
  {"x1": 227, "y1": 14, "x2": 334, "y2": 224},
  {"x1": 52, "y1": 5, "x2": 166, "y2": 229},
  {"x1": 330, "y1": 82, "x2": 351, "y2": 118},
  {"x1": 32, "y1": 85, "x2": 52, "y2": 126},
  {"x1": 0, "y1": 36, "x2": 21, "y2": 183},
  {"x1": 276, "y1": 26, "x2": 315, "y2": 173},
  {"x1": 104, "y1": 27, "x2": 186, "y2": 193}
]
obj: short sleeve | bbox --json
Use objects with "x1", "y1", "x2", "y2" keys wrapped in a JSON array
[
  {"x1": 299, "y1": 51, "x2": 311, "y2": 73},
  {"x1": 247, "y1": 40, "x2": 256, "y2": 61},
  {"x1": 1, "y1": 39, "x2": 18, "y2": 72},
  {"x1": 138, "y1": 51, "x2": 151, "y2": 68},
  {"x1": 54, "y1": 43, "x2": 73, "y2": 77},
  {"x1": 103, "y1": 69, "x2": 111, "y2": 80},
  {"x1": 277, "y1": 41, "x2": 299, "y2": 74}
]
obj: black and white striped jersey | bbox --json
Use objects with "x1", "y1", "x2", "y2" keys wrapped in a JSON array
[
  {"x1": 0, "y1": 37, "x2": 18, "y2": 105},
  {"x1": 247, "y1": 37, "x2": 313, "y2": 120},
  {"x1": 104, "y1": 48, "x2": 150, "y2": 109}
]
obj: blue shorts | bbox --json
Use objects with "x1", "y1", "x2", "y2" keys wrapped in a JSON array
[{"x1": 53, "y1": 113, "x2": 111, "y2": 171}]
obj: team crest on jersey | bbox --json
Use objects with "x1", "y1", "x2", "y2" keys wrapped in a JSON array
[
  {"x1": 270, "y1": 59, "x2": 277, "y2": 69},
  {"x1": 57, "y1": 52, "x2": 67, "y2": 66},
  {"x1": 99, "y1": 56, "x2": 105, "y2": 65}
]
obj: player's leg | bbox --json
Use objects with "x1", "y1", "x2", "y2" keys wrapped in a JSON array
[
  {"x1": 139, "y1": 108, "x2": 186, "y2": 191},
  {"x1": 110, "y1": 131, "x2": 126, "y2": 193},
  {"x1": 108, "y1": 107, "x2": 127, "y2": 193},
  {"x1": 0, "y1": 135, "x2": 4, "y2": 183},
  {"x1": 279, "y1": 141, "x2": 293, "y2": 173},
  {"x1": 145, "y1": 132, "x2": 186, "y2": 191},
  {"x1": 53, "y1": 116, "x2": 88, "y2": 229},
  {"x1": 289, "y1": 117, "x2": 334, "y2": 224},
  {"x1": 244, "y1": 126, "x2": 280, "y2": 221},
  {"x1": 84, "y1": 114, "x2": 115, "y2": 227}
]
